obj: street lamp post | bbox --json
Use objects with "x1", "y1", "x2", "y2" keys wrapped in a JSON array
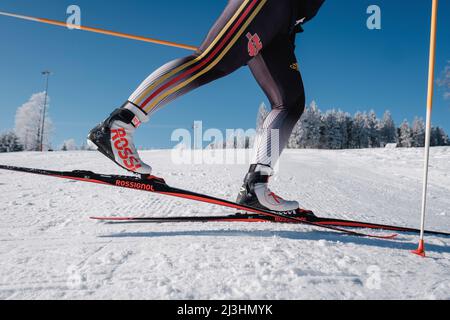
[{"x1": 40, "y1": 71, "x2": 51, "y2": 151}]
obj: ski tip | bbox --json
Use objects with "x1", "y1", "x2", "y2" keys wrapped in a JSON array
[
  {"x1": 90, "y1": 217, "x2": 106, "y2": 221},
  {"x1": 90, "y1": 217, "x2": 133, "y2": 221}
]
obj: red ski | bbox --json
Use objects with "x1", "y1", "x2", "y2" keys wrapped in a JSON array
[
  {"x1": 0, "y1": 165, "x2": 398, "y2": 239},
  {"x1": 91, "y1": 213, "x2": 450, "y2": 237}
]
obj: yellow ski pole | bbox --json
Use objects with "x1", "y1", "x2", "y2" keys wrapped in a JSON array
[
  {"x1": 0, "y1": 10, "x2": 198, "y2": 51},
  {"x1": 412, "y1": 0, "x2": 439, "y2": 258}
]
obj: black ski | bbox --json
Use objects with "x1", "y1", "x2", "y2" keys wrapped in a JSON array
[
  {"x1": 0, "y1": 165, "x2": 397, "y2": 239},
  {"x1": 91, "y1": 213, "x2": 450, "y2": 236}
]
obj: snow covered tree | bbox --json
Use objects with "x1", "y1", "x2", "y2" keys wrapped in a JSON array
[
  {"x1": 14, "y1": 92, "x2": 53, "y2": 151},
  {"x1": 289, "y1": 101, "x2": 322, "y2": 149},
  {"x1": 345, "y1": 116, "x2": 355, "y2": 149},
  {"x1": 60, "y1": 139, "x2": 78, "y2": 151},
  {"x1": 319, "y1": 109, "x2": 351, "y2": 149},
  {"x1": 0, "y1": 131, "x2": 24, "y2": 153},
  {"x1": 430, "y1": 127, "x2": 439, "y2": 147},
  {"x1": 398, "y1": 120, "x2": 412, "y2": 148},
  {"x1": 365, "y1": 110, "x2": 380, "y2": 148},
  {"x1": 305, "y1": 101, "x2": 324, "y2": 149},
  {"x1": 379, "y1": 111, "x2": 397, "y2": 147},
  {"x1": 351, "y1": 112, "x2": 369, "y2": 148},
  {"x1": 431, "y1": 127, "x2": 450, "y2": 146},
  {"x1": 441, "y1": 129, "x2": 450, "y2": 146},
  {"x1": 285, "y1": 103, "x2": 447, "y2": 150},
  {"x1": 336, "y1": 110, "x2": 351, "y2": 149},
  {"x1": 288, "y1": 120, "x2": 301, "y2": 148},
  {"x1": 321, "y1": 110, "x2": 345, "y2": 149},
  {"x1": 411, "y1": 117, "x2": 426, "y2": 147}
]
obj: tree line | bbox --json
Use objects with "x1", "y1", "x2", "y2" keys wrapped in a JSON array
[
  {"x1": 284, "y1": 102, "x2": 449, "y2": 149},
  {"x1": 206, "y1": 102, "x2": 449, "y2": 150}
]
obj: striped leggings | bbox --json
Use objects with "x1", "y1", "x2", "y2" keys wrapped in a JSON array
[{"x1": 128, "y1": 0, "x2": 305, "y2": 167}]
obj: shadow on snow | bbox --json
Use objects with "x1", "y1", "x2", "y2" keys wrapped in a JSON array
[{"x1": 99, "y1": 228, "x2": 450, "y2": 255}]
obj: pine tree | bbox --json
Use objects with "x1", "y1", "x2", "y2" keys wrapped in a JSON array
[
  {"x1": 285, "y1": 103, "x2": 447, "y2": 150},
  {"x1": 349, "y1": 112, "x2": 362, "y2": 149},
  {"x1": 438, "y1": 127, "x2": 449, "y2": 146},
  {"x1": 317, "y1": 113, "x2": 326, "y2": 149},
  {"x1": 336, "y1": 110, "x2": 351, "y2": 149},
  {"x1": 0, "y1": 131, "x2": 24, "y2": 153},
  {"x1": 305, "y1": 101, "x2": 322, "y2": 148},
  {"x1": 441, "y1": 128, "x2": 450, "y2": 146},
  {"x1": 352, "y1": 112, "x2": 369, "y2": 148},
  {"x1": 321, "y1": 110, "x2": 344, "y2": 149},
  {"x1": 288, "y1": 119, "x2": 302, "y2": 148},
  {"x1": 398, "y1": 120, "x2": 412, "y2": 148},
  {"x1": 411, "y1": 117, "x2": 426, "y2": 147},
  {"x1": 379, "y1": 111, "x2": 397, "y2": 147},
  {"x1": 365, "y1": 110, "x2": 380, "y2": 148},
  {"x1": 60, "y1": 139, "x2": 78, "y2": 151},
  {"x1": 431, "y1": 127, "x2": 450, "y2": 146},
  {"x1": 345, "y1": 116, "x2": 355, "y2": 149},
  {"x1": 290, "y1": 101, "x2": 322, "y2": 149}
]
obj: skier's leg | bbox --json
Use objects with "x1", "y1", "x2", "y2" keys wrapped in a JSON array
[
  {"x1": 250, "y1": 34, "x2": 305, "y2": 168},
  {"x1": 237, "y1": 34, "x2": 306, "y2": 213},
  {"x1": 88, "y1": 0, "x2": 296, "y2": 174}
]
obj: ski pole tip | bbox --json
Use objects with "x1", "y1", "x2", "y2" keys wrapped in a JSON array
[{"x1": 411, "y1": 239, "x2": 426, "y2": 257}]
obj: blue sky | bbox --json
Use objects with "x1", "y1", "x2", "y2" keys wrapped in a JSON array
[{"x1": 0, "y1": 0, "x2": 449, "y2": 149}]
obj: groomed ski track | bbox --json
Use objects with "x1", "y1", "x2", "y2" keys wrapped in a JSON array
[{"x1": 0, "y1": 148, "x2": 449, "y2": 299}]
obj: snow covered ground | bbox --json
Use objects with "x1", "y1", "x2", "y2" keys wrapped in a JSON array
[{"x1": 0, "y1": 148, "x2": 449, "y2": 300}]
